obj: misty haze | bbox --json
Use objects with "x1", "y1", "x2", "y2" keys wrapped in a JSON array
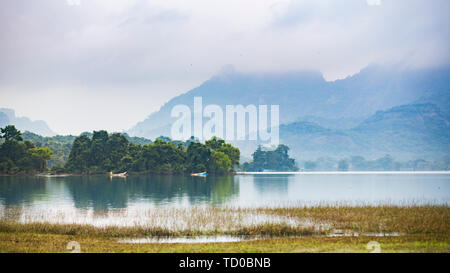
[{"x1": 0, "y1": 0, "x2": 449, "y2": 255}]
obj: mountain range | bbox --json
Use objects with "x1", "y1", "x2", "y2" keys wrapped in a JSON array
[
  {"x1": 0, "y1": 108, "x2": 56, "y2": 137},
  {"x1": 128, "y1": 65, "x2": 450, "y2": 161}
]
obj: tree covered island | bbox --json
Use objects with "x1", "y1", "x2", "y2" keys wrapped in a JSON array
[
  {"x1": 0, "y1": 125, "x2": 302, "y2": 175},
  {"x1": 0, "y1": 126, "x2": 240, "y2": 175}
]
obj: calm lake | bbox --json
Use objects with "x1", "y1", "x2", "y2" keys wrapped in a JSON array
[{"x1": 1, "y1": 173, "x2": 449, "y2": 210}]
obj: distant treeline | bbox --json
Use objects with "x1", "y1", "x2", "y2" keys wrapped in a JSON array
[
  {"x1": 63, "y1": 132, "x2": 240, "y2": 175},
  {"x1": 1, "y1": 126, "x2": 241, "y2": 175},
  {"x1": 242, "y1": 145, "x2": 299, "y2": 172},
  {"x1": 21, "y1": 131, "x2": 153, "y2": 168},
  {"x1": 301, "y1": 155, "x2": 450, "y2": 171},
  {"x1": 2, "y1": 125, "x2": 449, "y2": 174},
  {"x1": 0, "y1": 125, "x2": 53, "y2": 174}
]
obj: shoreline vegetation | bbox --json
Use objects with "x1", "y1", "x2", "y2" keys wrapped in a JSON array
[
  {"x1": 2, "y1": 170, "x2": 450, "y2": 177},
  {"x1": 0, "y1": 205, "x2": 448, "y2": 252},
  {"x1": 1, "y1": 126, "x2": 449, "y2": 252},
  {"x1": 1, "y1": 125, "x2": 449, "y2": 175},
  {"x1": 0, "y1": 125, "x2": 242, "y2": 176},
  {"x1": 0, "y1": 125, "x2": 301, "y2": 176}
]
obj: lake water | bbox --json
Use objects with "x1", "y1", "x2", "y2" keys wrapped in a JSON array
[
  {"x1": 0, "y1": 173, "x2": 449, "y2": 210},
  {"x1": 1, "y1": 173, "x2": 448, "y2": 228}
]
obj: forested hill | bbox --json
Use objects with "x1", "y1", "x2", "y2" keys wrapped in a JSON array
[
  {"x1": 128, "y1": 65, "x2": 450, "y2": 140},
  {"x1": 278, "y1": 103, "x2": 450, "y2": 161},
  {"x1": 1, "y1": 126, "x2": 240, "y2": 175},
  {"x1": 64, "y1": 134, "x2": 239, "y2": 175},
  {"x1": 17, "y1": 131, "x2": 154, "y2": 169}
]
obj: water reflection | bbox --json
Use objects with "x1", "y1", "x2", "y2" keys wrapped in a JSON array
[
  {"x1": 0, "y1": 175, "x2": 240, "y2": 211},
  {"x1": 0, "y1": 174, "x2": 448, "y2": 210},
  {"x1": 252, "y1": 174, "x2": 289, "y2": 195},
  {"x1": 66, "y1": 176, "x2": 129, "y2": 211},
  {"x1": 0, "y1": 176, "x2": 46, "y2": 207}
]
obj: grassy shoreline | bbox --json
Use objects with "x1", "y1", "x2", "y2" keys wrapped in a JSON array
[
  {"x1": 1, "y1": 232, "x2": 448, "y2": 253},
  {"x1": 0, "y1": 206, "x2": 448, "y2": 253}
]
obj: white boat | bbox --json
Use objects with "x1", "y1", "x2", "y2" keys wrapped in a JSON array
[
  {"x1": 109, "y1": 171, "x2": 127, "y2": 178},
  {"x1": 191, "y1": 172, "x2": 208, "y2": 177}
]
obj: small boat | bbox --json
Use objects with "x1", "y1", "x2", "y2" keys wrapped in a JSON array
[
  {"x1": 191, "y1": 172, "x2": 208, "y2": 177},
  {"x1": 36, "y1": 173, "x2": 52, "y2": 177},
  {"x1": 109, "y1": 171, "x2": 127, "y2": 178},
  {"x1": 36, "y1": 173, "x2": 70, "y2": 177}
]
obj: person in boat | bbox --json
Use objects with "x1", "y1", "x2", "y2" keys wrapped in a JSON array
[
  {"x1": 191, "y1": 171, "x2": 208, "y2": 176},
  {"x1": 109, "y1": 171, "x2": 127, "y2": 177}
]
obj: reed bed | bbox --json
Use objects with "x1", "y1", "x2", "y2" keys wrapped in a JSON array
[
  {"x1": 260, "y1": 205, "x2": 450, "y2": 235},
  {"x1": 0, "y1": 206, "x2": 317, "y2": 237},
  {"x1": 0, "y1": 205, "x2": 448, "y2": 237}
]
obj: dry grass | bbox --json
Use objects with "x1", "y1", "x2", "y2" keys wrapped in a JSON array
[
  {"x1": 0, "y1": 232, "x2": 448, "y2": 253},
  {"x1": 0, "y1": 205, "x2": 448, "y2": 252},
  {"x1": 261, "y1": 205, "x2": 450, "y2": 234},
  {"x1": 1, "y1": 205, "x2": 449, "y2": 236}
]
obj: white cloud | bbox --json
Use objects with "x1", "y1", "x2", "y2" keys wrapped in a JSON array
[{"x1": 0, "y1": 0, "x2": 448, "y2": 134}]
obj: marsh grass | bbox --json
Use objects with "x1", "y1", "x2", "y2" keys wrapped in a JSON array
[
  {"x1": 0, "y1": 205, "x2": 448, "y2": 238},
  {"x1": 1, "y1": 232, "x2": 448, "y2": 253},
  {"x1": 0, "y1": 205, "x2": 449, "y2": 252},
  {"x1": 260, "y1": 205, "x2": 450, "y2": 235}
]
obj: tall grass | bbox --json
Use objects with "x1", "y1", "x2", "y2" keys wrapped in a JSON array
[{"x1": 1, "y1": 205, "x2": 448, "y2": 237}]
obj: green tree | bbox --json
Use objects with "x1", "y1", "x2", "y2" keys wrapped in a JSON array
[
  {"x1": 90, "y1": 130, "x2": 109, "y2": 168},
  {"x1": 65, "y1": 135, "x2": 92, "y2": 173},
  {"x1": 0, "y1": 125, "x2": 23, "y2": 141},
  {"x1": 245, "y1": 144, "x2": 298, "y2": 171},
  {"x1": 187, "y1": 142, "x2": 210, "y2": 172},
  {"x1": 107, "y1": 133, "x2": 129, "y2": 171},
  {"x1": 205, "y1": 136, "x2": 225, "y2": 150},
  {"x1": 208, "y1": 151, "x2": 231, "y2": 174},
  {"x1": 31, "y1": 147, "x2": 53, "y2": 172},
  {"x1": 141, "y1": 139, "x2": 185, "y2": 174},
  {"x1": 60, "y1": 131, "x2": 240, "y2": 175},
  {"x1": 218, "y1": 143, "x2": 240, "y2": 167},
  {"x1": 0, "y1": 126, "x2": 49, "y2": 174},
  {"x1": 251, "y1": 146, "x2": 266, "y2": 171}
]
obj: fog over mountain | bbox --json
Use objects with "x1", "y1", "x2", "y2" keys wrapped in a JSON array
[
  {"x1": 280, "y1": 103, "x2": 450, "y2": 161},
  {"x1": 1, "y1": 0, "x2": 448, "y2": 134},
  {"x1": 0, "y1": 108, "x2": 56, "y2": 137},
  {"x1": 128, "y1": 65, "x2": 450, "y2": 160}
]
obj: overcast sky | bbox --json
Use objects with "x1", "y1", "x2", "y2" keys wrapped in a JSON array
[{"x1": 0, "y1": 0, "x2": 449, "y2": 135}]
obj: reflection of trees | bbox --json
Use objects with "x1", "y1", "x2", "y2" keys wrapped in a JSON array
[
  {"x1": 66, "y1": 175, "x2": 240, "y2": 210},
  {"x1": 125, "y1": 175, "x2": 239, "y2": 206},
  {"x1": 65, "y1": 176, "x2": 129, "y2": 211},
  {"x1": 0, "y1": 175, "x2": 241, "y2": 211},
  {"x1": 252, "y1": 175, "x2": 289, "y2": 195},
  {"x1": 0, "y1": 177, "x2": 46, "y2": 207},
  {"x1": 211, "y1": 176, "x2": 239, "y2": 205}
]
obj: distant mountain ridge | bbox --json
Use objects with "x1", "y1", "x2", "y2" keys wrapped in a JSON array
[
  {"x1": 129, "y1": 65, "x2": 450, "y2": 138},
  {"x1": 128, "y1": 64, "x2": 450, "y2": 160},
  {"x1": 279, "y1": 103, "x2": 450, "y2": 160},
  {"x1": 0, "y1": 108, "x2": 56, "y2": 136}
]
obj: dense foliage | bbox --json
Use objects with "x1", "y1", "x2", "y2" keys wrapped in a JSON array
[
  {"x1": 64, "y1": 133, "x2": 240, "y2": 175},
  {"x1": 21, "y1": 131, "x2": 153, "y2": 170},
  {"x1": 22, "y1": 131, "x2": 76, "y2": 169},
  {"x1": 0, "y1": 126, "x2": 53, "y2": 174},
  {"x1": 242, "y1": 144, "x2": 299, "y2": 171},
  {"x1": 0, "y1": 126, "x2": 240, "y2": 175}
]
